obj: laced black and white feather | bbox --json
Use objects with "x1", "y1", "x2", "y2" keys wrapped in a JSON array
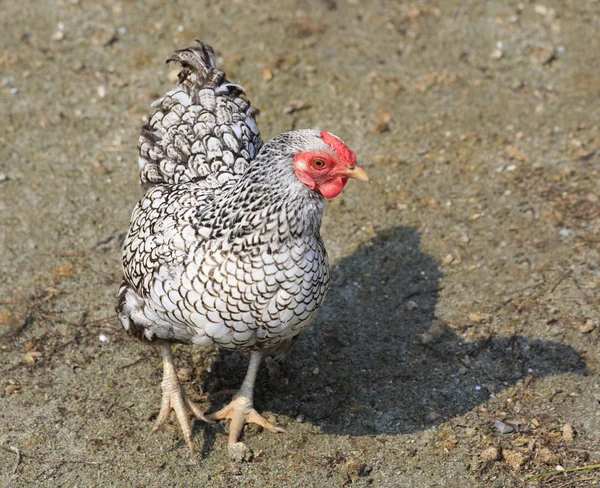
[
  {"x1": 118, "y1": 42, "x2": 332, "y2": 355},
  {"x1": 137, "y1": 40, "x2": 262, "y2": 190}
]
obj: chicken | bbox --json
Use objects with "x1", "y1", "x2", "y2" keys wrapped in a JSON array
[{"x1": 116, "y1": 41, "x2": 368, "y2": 458}]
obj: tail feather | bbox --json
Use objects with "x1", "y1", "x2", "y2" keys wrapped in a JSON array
[
  {"x1": 166, "y1": 40, "x2": 238, "y2": 95},
  {"x1": 137, "y1": 40, "x2": 262, "y2": 189},
  {"x1": 167, "y1": 40, "x2": 217, "y2": 70}
]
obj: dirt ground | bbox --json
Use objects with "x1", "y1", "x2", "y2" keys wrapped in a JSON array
[{"x1": 1, "y1": 0, "x2": 599, "y2": 486}]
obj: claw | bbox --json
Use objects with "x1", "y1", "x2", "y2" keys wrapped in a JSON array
[
  {"x1": 208, "y1": 395, "x2": 284, "y2": 446},
  {"x1": 150, "y1": 344, "x2": 210, "y2": 455}
]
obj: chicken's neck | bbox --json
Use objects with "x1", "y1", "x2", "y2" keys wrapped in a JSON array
[{"x1": 202, "y1": 170, "x2": 326, "y2": 251}]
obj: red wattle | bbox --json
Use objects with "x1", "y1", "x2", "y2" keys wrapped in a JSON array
[{"x1": 318, "y1": 177, "x2": 348, "y2": 199}]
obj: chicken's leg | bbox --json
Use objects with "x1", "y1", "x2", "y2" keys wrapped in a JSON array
[
  {"x1": 150, "y1": 343, "x2": 209, "y2": 454},
  {"x1": 208, "y1": 351, "x2": 284, "y2": 458}
]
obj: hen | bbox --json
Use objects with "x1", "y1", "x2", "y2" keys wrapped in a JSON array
[{"x1": 117, "y1": 41, "x2": 368, "y2": 457}]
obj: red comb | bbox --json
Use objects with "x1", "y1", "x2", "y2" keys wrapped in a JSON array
[{"x1": 320, "y1": 132, "x2": 357, "y2": 165}]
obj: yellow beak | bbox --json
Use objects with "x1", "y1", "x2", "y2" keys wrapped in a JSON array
[{"x1": 339, "y1": 165, "x2": 369, "y2": 182}]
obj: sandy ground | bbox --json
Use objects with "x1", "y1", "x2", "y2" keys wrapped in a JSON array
[{"x1": 1, "y1": 1, "x2": 599, "y2": 486}]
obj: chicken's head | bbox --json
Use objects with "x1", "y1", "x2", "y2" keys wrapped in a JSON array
[{"x1": 292, "y1": 131, "x2": 368, "y2": 199}]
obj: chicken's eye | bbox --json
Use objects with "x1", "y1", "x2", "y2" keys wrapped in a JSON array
[{"x1": 311, "y1": 158, "x2": 327, "y2": 169}]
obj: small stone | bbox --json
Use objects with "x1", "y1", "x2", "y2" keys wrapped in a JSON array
[
  {"x1": 465, "y1": 427, "x2": 477, "y2": 437},
  {"x1": 406, "y1": 300, "x2": 418, "y2": 311},
  {"x1": 494, "y1": 420, "x2": 515, "y2": 434},
  {"x1": 177, "y1": 368, "x2": 192, "y2": 382},
  {"x1": 91, "y1": 27, "x2": 117, "y2": 47},
  {"x1": 469, "y1": 313, "x2": 483, "y2": 323},
  {"x1": 374, "y1": 121, "x2": 390, "y2": 133},
  {"x1": 262, "y1": 68, "x2": 273, "y2": 81},
  {"x1": 282, "y1": 100, "x2": 309, "y2": 115},
  {"x1": 340, "y1": 457, "x2": 368, "y2": 483},
  {"x1": 505, "y1": 145, "x2": 527, "y2": 162},
  {"x1": 427, "y1": 411, "x2": 441, "y2": 421},
  {"x1": 296, "y1": 414, "x2": 305, "y2": 423},
  {"x1": 490, "y1": 49, "x2": 503, "y2": 60},
  {"x1": 503, "y1": 449, "x2": 525, "y2": 470},
  {"x1": 228, "y1": 442, "x2": 253, "y2": 462},
  {"x1": 562, "y1": 423, "x2": 575, "y2": 441},
  {"x1": 51, "y1": 30, "x2": 64, "y2": 41},
  {"x1": 5, "y1": 383, "x2": 20, "y2": 395},
  {"x1": 579, "y1": 320, "x2": 595, "y2": 334},
  {"x1": 470, "y1": 213, "x2": 481, "y2": 220},
  {"x1": 559, "y1": 228, "x2": 571, "y2": 237},
  {"x1": 377, "y1": 107, "x2": 391, "y2": 124},
  {"x1": 530, "y1": 47, "x2": 554, "y2": 65},
  {"x1": 536, "y1": 447, "x2": 559, "y2": 465},
  {"x1": 481, "y1": 446, "x2": 500, "y2": 461},
  {"x1": 97, "y1": 85, "x2": 106, "y2": 98},
  {"x1": 443, "y1": 254, "x2": 454, "y2": 265},
  {"x1": 22, "y1": 351, "x2": 42, "y2": 365}
]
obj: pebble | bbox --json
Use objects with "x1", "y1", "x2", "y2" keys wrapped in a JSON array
[
  {"x1": 406, "y1": 300, "x2": 418, "y2": 311},
  {"x1": 530, "y1": 47, "x2": 555, "y2": 65},
  {"x1": 340, "y1": 457, "x2": 368, "y2": 483},
  {"x1": 579, "y1": 319, "x2": 595, "y2": 334},
  {"x1": 490, "y1": 49, "x2": 503, "y2": 60},
  {"x1": 262, "y1": 68, "x2": 273, "y2": 81},
  {"x1": 228, "y1": 442, "x2": 253, "y2": 462},
  {"x1": 177, "y1": 368, "x2": 192, "y2": 382},
  {"x1": 480, "y1": 446, "x2": 500, "y2": 461},
  {"x1": 559, "y1": 228, "x2": 571, "y2": 237},
  {"x1": 562, "y1": 423, "x2": 574, "y2": 441},
  {"x1": 536, "y1": 447, "x2": 559, "y2": 464},
  {"x1": 91, "y1": 26, "x2": 117, "y2": 47},
  {"x1": 22, "y1": 351, "x2": 42, "y2": 365},
  {"x1": 494, "y1": 420, "x2": 515, "y2": 434},
  {"x1": 503, "y1": 449, "x2": 525, "y2": 469}
]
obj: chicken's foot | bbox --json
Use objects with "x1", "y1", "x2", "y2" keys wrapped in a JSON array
[
  {"x1": 150, "y1": 343, "x2": 210, "y2": 455},
  {"x1": 208, "y1": 351, "x2": 284, "y2": 460}
]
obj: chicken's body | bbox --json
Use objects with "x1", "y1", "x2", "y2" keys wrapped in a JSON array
[{"x1": 117, "y1": 41, "x2": 367, "y2": 457}]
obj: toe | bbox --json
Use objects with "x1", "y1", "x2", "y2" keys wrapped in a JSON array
[
  {"x1": 247, "y1": 409, "x2": 285, "y2": 434},
  {"x1": 150, "y1": 392, "x2": 172, "y2": 436},
  {"x1": 182, "y1": 390, "x2": 212, "y2": 423}
]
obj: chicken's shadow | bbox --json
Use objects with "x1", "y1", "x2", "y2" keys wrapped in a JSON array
[{"x1": 207, "y1": 226, "x2": 587, "y2": 437}]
